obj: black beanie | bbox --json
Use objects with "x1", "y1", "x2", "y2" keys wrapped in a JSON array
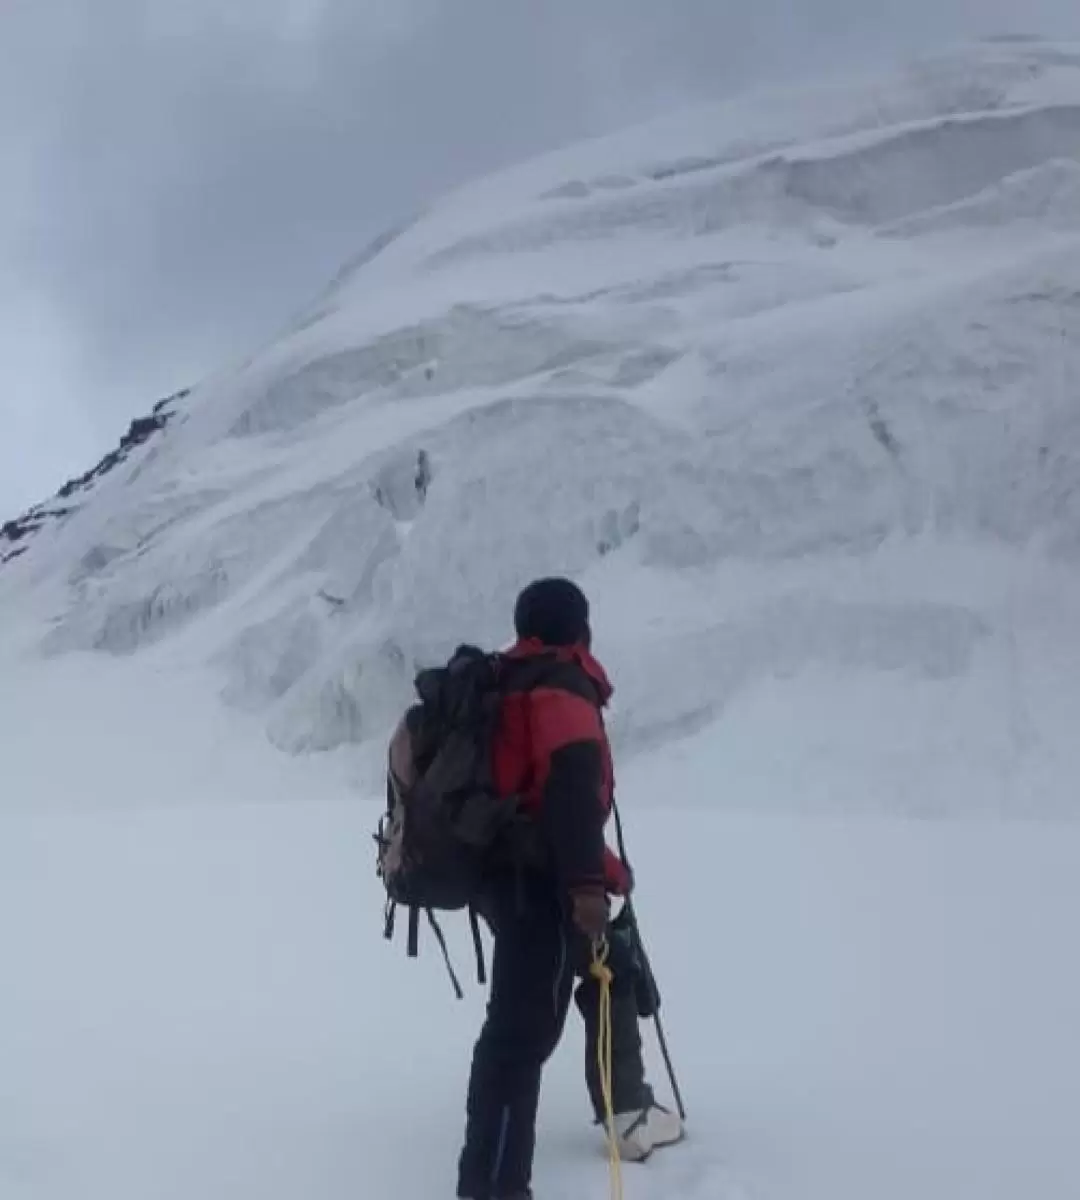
[{"x1": 513, "y1": 577, "x2": 590, "y2": 647}]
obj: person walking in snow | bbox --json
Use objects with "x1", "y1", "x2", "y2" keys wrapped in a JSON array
[{"x1": 452, "y1": 577, "x2": 683, "y2": 1200}]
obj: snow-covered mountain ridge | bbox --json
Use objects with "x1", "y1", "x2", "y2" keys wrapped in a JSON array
[{"x1": 3, "y1": 37, "x2": 1080, "y2": 811}]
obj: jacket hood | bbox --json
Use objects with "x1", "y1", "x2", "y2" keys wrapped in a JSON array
[{"x1": 504, "y1": 637, "x2": 614, "y2": 705}]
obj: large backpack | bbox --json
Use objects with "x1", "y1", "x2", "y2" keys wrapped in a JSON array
[{"x1": 375, "y1": 643, "x2": 539, "y2": 996}]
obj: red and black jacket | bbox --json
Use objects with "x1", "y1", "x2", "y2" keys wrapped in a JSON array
[{"x1": 491, "y1": 638, "x2": 630, "y2": 896}]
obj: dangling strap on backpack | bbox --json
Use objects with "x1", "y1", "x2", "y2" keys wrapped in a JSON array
[
  {"x1": 389, "y1": 902, "x2": 486, "y2": 1001},
  {"x1": 469, "y1": 905, "x2": 487, "y2": 987},
  {"x1": 419, "y1": 907, "x2": 465, "y2": 1000}
]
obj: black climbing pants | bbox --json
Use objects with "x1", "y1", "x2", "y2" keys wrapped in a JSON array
[{"x1": 456, "y1": 874, "x2": 653, "y2": 1200}]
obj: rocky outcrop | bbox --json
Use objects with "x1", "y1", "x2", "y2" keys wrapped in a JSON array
[{"x1": 1, "y1": 387, "x2": 190, "y2": 567}]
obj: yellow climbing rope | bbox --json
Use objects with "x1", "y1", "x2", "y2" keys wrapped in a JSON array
[{"x1": 590, "y1": 937, "x2": 624, "y2": 1200}]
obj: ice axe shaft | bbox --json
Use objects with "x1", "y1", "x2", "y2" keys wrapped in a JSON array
[
  {"x1": 620, "y1": 896, "x2": 687, "y2": 1122},
  {"x1": 611, "y1": 800, "x2": 688, "y2": 1121},
  {"x1": 649, "y1": 1002, "x2": 687, "y2": 1123}
]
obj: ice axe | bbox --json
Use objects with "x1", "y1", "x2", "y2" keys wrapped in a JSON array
[{"x1": 610, "y1": 802, "x2": 688, "y2": 1123}]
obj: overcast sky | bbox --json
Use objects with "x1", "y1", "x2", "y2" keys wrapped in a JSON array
[{"x1": 2, "y1": 0, "x2": 1079, "y2": 517}]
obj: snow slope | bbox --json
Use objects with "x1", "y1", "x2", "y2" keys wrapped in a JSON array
[
  {"x1": 6, "y1": 39, "x2": 1080, "y2": 803},
  {"x1": 4, "y1": 38, "x2": 1080, "y2": 799},
  {"x1": 4, "y1": 35, "x2": 1080, "y2": 1200}
]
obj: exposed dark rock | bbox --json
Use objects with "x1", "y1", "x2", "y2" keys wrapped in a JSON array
[
  {"x1": 372, "y1": 448, "x2": 433, "y2": 520},
  {"x1": 126, "y1": 416, "x2": 163, "y2": 444},
  {"x1": 2, "y1": 386, "x2": 190, "y2": 570},
  {"x1": 153, "y1": 387, "x2": 189, "y2": 415},
  {"x1": 415, "y1": 449, "x2": 432, "y2": 501}
]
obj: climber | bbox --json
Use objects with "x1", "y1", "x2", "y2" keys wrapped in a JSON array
[{"x1": 453, "y1": 577, "x2": 683, "y2": 1200}]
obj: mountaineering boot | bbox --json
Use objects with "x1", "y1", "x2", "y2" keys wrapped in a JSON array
[{"x1": 612, "y1": 1103, "x2": 684, "y2": 1162}]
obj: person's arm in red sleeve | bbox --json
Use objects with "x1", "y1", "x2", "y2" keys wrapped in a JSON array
[{"x1": 528, "y1": 687, "x2": 608, "y2": 897}]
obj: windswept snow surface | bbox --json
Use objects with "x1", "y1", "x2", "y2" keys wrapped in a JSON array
[
  {"x1": 2, "y1": 645, "x2": 1080, "y2": 1200},
  {"x1": 5, "y1": 36, "x2": 1080, "y2": 1200}
]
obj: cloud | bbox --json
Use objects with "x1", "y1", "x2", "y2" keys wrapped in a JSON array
[{"x1": 3, "y1": 0, "x2": 1080, "y2": 515}]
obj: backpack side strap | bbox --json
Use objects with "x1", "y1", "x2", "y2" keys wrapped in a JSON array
[
  {"x1": 469, "y1": 904, "x2": 487, "y2": 987},
  {"x1": 424, "y1": 907, "x2": 465, "y2": 1000},
  {"x1": 407, "y1": 903, "x2": 420, "y2": 958}
]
